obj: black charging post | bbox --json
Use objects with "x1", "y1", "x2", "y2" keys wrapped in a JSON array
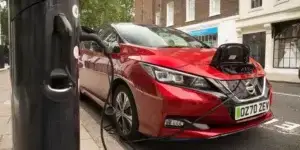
[{"x1": 9, "y1": 0, "x2": 81, "y2": 149}]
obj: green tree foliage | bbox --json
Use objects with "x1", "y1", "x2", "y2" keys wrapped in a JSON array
[
  {"x1": 0, "y1": 2, "x2": 8, "y2": 45},
  {"x1": 0, "y1": 0, "x2": 134, "y2": 43},
  {"x1": 79, "y1": 0, "x2": 134, "y2": 29}
]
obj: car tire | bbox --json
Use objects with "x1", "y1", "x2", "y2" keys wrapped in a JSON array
[{"x1": 112, "y1": 85, "x2": 139, "y2": 140}]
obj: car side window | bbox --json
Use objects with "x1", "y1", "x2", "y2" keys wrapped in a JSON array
[
  {"x1": 98, "y1": 26, "x2": 121, "y2": 53},
  {"x1": 99, "y1": 27, "x2": 113, "y2": 41},
  {"x1": 104, "y1": 32, "x2": 118, "y2": 45},
  {"x1": 103, "y1": 31, "x2": 120, "y2": 53}
]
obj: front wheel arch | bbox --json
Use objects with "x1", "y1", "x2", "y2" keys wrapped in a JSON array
[
  {"x1": 111, "y1": 78, "x2": 132, "y2": 98},
  {"x1": 111, "y1": 81, "x2": 140, "y2": 140},
  {"x1": 111, "y1": 78, "x2": 139, "y2": 121}
]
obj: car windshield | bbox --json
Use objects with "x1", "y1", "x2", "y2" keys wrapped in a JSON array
[{"x1": 114, "y1": 24, "x2": 209, "y2": 48}]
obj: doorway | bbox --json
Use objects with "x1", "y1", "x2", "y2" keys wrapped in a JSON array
[{"x1": 243, "y1": 32, "x2": 266, "y2": 68}]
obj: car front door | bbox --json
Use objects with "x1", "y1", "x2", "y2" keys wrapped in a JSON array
[{"x1": 79, "y1": 40, "x2": 105, "y2": 98}]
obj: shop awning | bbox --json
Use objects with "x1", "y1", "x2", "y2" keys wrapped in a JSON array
[{"x1": 188, "y1": 27, "x2": 218, "y2": 36}]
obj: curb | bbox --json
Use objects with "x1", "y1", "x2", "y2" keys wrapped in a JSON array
[
  {"x1": 0, "y1": 66, "x2": 10, "y2": 72},
  {"x1": 269, "y1": 80, "x2": 300, "y2": 84},
  {"x1": 266, "y1": 74, "x2": 300, "y2": 84}
]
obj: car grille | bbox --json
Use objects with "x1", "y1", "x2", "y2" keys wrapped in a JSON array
[{"x1": 219, "y1": 77, "x2": 265, "y2": 100}]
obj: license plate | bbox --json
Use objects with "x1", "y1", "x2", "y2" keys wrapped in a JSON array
[{"x1": 235, "y1": 100, "x2": 269, "y2": 120}]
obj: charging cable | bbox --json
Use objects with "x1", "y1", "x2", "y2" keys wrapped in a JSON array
[{"x1": 100, "y1": 52, "x2": 115, "y2": 150}]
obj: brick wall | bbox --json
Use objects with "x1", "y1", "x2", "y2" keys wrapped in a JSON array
[
  {"x1": 134, "y1": 0, "x2": 143, "y2": 23},
  {"x1": 135, "y1": 0, "x2": 239, "y2": 27},
  {"x1": 134, "y1": 0, "x2": 155, "y2": 24}
]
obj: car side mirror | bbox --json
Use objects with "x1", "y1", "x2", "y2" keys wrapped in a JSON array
[
  {"x1": 80, "y1": 26, "x2": 110, "y2": 55},
  {"x1": 107, "y1": 43, "x2": 120, "y2": 53},
  {"x1": 112, "y1": 45, "x2": 120, "y2": 53}
]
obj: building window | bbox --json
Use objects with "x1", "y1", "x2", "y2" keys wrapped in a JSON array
[
  {"x1": 189, "y1": 27, "x2": 218, "y2": 47},
  {"x1": 186, "y1": 0, "x2": 195, "y2": 22},
  {"x1": 155, "y1": 12, "x2": 161, "y2": 25},
  {"x1": 209, "y1": 0, "x2": 220, "y2": 16},
  {"x1": 243, "y1": 32, "x2": 266, "y2": 68},
  {"x1": 166, "y1": 1, "x2": 174, "y2": 26},
  {"x1": 196, "y1": 34, "x2": 218, "y2": 48},
  {"x1": 251, "y1": 0, "x2": 262, "y2": 8},
  {"x1": 273, "y1": 22, "x2": 300, "y2": 68}
]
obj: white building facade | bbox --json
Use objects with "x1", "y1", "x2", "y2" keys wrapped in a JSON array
[
  {"x1": 236, "y1": 0, "x2": 300, "y2": 82},
  {"x1": 175, "y1": 0, "x2": 240, "y2": 48},
  {"x1": 177, "y1": 15, "x2": 239, "y2": 48}
]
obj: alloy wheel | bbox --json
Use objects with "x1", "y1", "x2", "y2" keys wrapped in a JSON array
[{"x1": 115, "y1": 92, "x2": 133, "y2": 135}]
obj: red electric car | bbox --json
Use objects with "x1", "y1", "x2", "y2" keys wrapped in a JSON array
[{"x1": 78, "y1": 23, "x2": 273, "y2": 140}]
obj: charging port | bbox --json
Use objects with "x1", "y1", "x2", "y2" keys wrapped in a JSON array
[
  {"x1": 211, "y1": 43, "x2": 255, "y2": 75},
  {"x1": 49, "y1": 68, "x2": 72, "y2": 90}
]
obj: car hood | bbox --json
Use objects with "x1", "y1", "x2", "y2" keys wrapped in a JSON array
[
  {"x1": 139, "y1": 47, "x2": 265, "y2": 80},
  {"x1": 140, "y1": 47, "x2": 216, "y2": 68},
  {"x1": 156, "y1": 48, "x2": 216, "y2": 65}
]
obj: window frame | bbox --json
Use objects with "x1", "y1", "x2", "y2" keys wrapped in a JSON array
[
  {"x1": 196, "y1": 34, "x2": 218, "y2": 48},
  {"x1": 155, "y1": 12, "x2": 161, "y2": 25},
  {"x1": 273, "y1": 23, "x2": 300, "y2": 69},
  {"x1": 209, "y1": 0, "x2": 220, "y2": 17},
  {"x1": 166, "y1": 1, "x2": 174, "y2": 27},
  {"x1": 186, "y1": 0, "x2": 195, "y2": 22},
  {"x1": 251, "y1": 0, "x2": 263, "y2": 9}
]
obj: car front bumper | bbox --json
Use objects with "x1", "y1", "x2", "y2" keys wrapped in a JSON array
[
  {"x1": 159, "y1": 111, "x2": 273, "y2": 139},
  {"x1": 132, "y1": 78, "x2": 273, "y2": 139}
]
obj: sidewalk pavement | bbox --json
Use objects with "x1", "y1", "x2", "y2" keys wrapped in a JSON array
[
  {"x1": 0, "y1": 64, "x2": 10, "y2": 72},
  {"x1": 0, "y1": 70, "x2": 125, "y2": 150},
  {"x1": 266, "y1": 73, "x2": 300, "y2": 83}
]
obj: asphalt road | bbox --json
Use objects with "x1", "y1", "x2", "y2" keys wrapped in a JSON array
[{"x1": 80, "y1": 81, "x2": 300, "y2": 150}]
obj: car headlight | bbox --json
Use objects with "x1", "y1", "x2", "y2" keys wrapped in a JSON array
[{"x1": 140, "y1": 62, "x2": 210, "y2": 89}]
